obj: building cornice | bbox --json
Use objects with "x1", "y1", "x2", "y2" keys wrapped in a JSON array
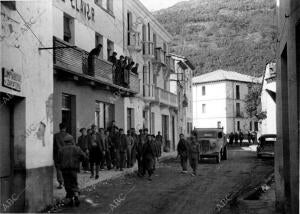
[{"x1": 193, "y1": 79, "x2": 261, "y2": 86}]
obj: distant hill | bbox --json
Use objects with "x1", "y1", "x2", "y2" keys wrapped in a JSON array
[{"x1": 154, "y1": 0, "x2": 277, "y2": 77}]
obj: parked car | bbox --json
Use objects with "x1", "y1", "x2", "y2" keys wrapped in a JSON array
[
  {"x1": 257, "y1": 134, "x2": 276, "y2": 158},
  {"x1": 192, "y1": 128, "x2": 228, "y2": 164}
]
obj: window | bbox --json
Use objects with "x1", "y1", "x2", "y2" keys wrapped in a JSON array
[
  {"x1": 107, "y1": 0, "x2": 113, "y2": 13},
  {"x1": 95, "y1": 101, "x2": 114, "y2": 129},
  {"x1": 95, "y1": 33, "x2": 103, "y2": 59},
  {"x1": 254, "y1": 122, "x2": 258, "y2": 131},
  {"x1": 250, "y1": 121, "x2": 252, "y2": 131},
  {"x1": 63, "y1": 14, "x2": 74, "y2": 44},
  {"x1": 237, "y1": 121, "x2": 240, "y2": 131},
  {"x1": 202, "y1": 104, "x2": 206, "y2": 113},
  {"x1": 94, "y1": 0, "x2": 102, "y2": 7},
  {"x1": 187, "y1": 122, "x2": 193, "y2": 134},
  {"x1": 107, "y1": 39, "x2": 114, "y2": 60},
  {"x1": 202, "y1": 86, "x2": 206, "y2": 96},
  {"x1": 62, "y1": 93, "x2": 75, "y2": 136},
  {"x1": 236, "y1": 103, "x2": 241, "y2": 117},
  {"x1": 236, "y1": 85, "x2": 240, "y2": 100},
  {"x1": 127, "y1": 11, "x2": 133, "y2": 46},
  {"x1": 127, "y1": 108, "x2": 134, "y2": 130},
  {"x1": 217, "y1": 121, "x2": 221, "y2": 128}
]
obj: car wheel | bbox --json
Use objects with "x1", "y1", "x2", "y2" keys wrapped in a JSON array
[
  {"x1": 216, "y1": 152, "x2": 221, "y2": 164},
  {"x1": 222, "y1": 146, "x2": 228, "y2": 160}
]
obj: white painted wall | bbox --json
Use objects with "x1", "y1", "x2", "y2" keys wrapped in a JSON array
[
  {"x1": 1, "y1": 1, "x2": 53, "y2": 169},
  {"x1": 261, "y1": 80, "x2": 276, "y2": 134}
]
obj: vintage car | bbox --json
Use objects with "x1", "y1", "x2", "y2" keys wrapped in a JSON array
[
  {"x1": 192, "y1": 128, "x2": 228, "y2": 164},
  {"x1": 257, "y1": 134, "x2": 276, "y2": 158}
]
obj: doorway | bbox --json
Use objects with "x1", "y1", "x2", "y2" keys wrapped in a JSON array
[{"x1": 162, "y1": 115, "x2": 169, "y2": 148}]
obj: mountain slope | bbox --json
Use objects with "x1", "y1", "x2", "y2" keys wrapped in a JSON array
[{"x1": 154, "y1": 0, "x2": 277, "y2": 76}]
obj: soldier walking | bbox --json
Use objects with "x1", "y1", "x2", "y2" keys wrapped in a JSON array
[
  {"x1": 188, "y1": 135, "x2": 200, "y2": 176},
  {"x1": 53, "y1": 123, "x2": 68, "y2": 189},
  {"x1": 57, "y1": 134, "x2": 87, "y2": 206},
  {"x1": 177, "y1": 134, "x2": 189, "y2": 173},
  {"x1": 142, "y1": 134, "x2": 156, "y2": 181}
]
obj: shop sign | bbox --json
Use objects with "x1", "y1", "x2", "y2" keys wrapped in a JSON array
[
  {"x1": 62, "y1": 0, "x2": 95, "y2": 22},
  {"x1": 2, "y1": 68, "x2": 21, "y2": 92}
]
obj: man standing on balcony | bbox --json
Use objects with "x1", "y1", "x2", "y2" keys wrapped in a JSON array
[{"x1": 87, "y1": 44, "x2": 102, "y2": 76}]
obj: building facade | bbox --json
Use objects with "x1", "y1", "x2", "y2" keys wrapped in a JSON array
[
  {"x1": 275, "y1": 0, "x2": 299, "y2": 213},
  {"x1": 260, "y1": 63, "x2": 276, "y2": 135},
  {"x1": 0, "y1": 1, "x2": 53, "y2": 212},
  {"x1": 124, "y1": 0, "x2": 179, "y2": 150},
  {"x1": 170, "y1": 54, "x2": 194, "y2": 138},
  {"x1": 193, "y1": 70, "x2": 261, "y2": 134}
]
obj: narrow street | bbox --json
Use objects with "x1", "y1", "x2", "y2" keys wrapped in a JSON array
[{"x1": 53, "y1": 146, "x2": 273, "y2": 214}]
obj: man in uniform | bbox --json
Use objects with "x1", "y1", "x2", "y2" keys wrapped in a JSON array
[
  {"x1": 88, "y1": 125, "x2": 101, "y2": 179},
  {"x1": 126, "y1": 130, "x2": 134, "y2": 168},
  {"x1": 142, "y1": 134, "x2": 156, "y2": 181},
  {"x1": 53, "y1": 123, "x2": 68, "y2": 189},
  {"x1": 77, "y1": 128, "x2": 89, "y2": 172},
  {"x1": 177, "y1": 134, "x2": 189, "y2": 173},
  {"x1": 119, "y1": 129, "x2": 128, "y2": 171},
  {"x1": 57, "y1": 134, "x2": 86, "y2": 206},
  {"x1": 137, "y1": 129, "x2": 146, "y2": 176},
  {"x1": 188, "y1": 135, "x2": 200, "y2": 176}
]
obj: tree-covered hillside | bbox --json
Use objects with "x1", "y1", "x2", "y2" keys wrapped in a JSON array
[{"x1": 154, "y1": 0, "x2": 277, "y2": 76}]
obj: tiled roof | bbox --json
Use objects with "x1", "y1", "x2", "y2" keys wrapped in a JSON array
[{"x1": 193, "y1": 70, "x2": 262, "y2": 84}]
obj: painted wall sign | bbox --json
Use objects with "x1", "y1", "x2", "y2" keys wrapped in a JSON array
[
  {"x1": 2, "y1": 68, "x2": 21, "y2": 92},
  {"x1": 62, "y1": 0, "x2": 95, "y2": 22}
]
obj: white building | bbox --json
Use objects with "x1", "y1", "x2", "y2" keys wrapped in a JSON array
[
  {"x1": 260, "y1": 63, "x2": 276, "y2": 135},
  {"x1": 193, "y1": 70, "x2": 261, "y2": 134},
  {"x1": 170, "y1": 54, "x2": 195, "y2": 137},
  {"x1": 0, "y1": 1, "x2": 53, "y2": 212},
  {"x1": 124, "y1": 0, "x2": 179, "y2": 150}
]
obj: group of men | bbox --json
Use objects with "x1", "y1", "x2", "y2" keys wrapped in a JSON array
[
  {"x1": 53, "y1": 121, "x2": 165, "y2": 206},
  {"x1": 176, "y1": 134, "x2": 200, "y2": 176},
  {"x1": 228, "y1": 130, "x2": 257, "y2": 146},
  {"x1": 108, "y1": 52, "x2": 139, "y2": 87},
  {"x1": 87, "y1": 44, "x2": 139, "y2": 88}
]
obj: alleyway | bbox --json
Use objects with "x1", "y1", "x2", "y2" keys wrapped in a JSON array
[{"x1": 51, "y1": 146, "x2": 273, "y2": 214}]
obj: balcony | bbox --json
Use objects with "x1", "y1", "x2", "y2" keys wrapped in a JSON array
[
  {"x1": 155, "y1": 87, "x2": 178, "y2": 108},
  {"x1": 153, "y1": 48, "x2": 167, "y2": 65},
  {"x1": 166, "y1": 56, "x2": 175, "y2": 73},
  {"x1": 143, "y1": 83, "x2": 156, "y2": 101},
  {"x1": 53, "y1": 37, "x2": 139, "y2": 94},
  {"x1": 127, "y1": 30, "x2": 142, "y2": 52},
  {"x1": 142, "y1": 41, "x2": 154, "y2": 60}
]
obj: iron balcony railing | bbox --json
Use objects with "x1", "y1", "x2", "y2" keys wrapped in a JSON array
[{"x1": 53, "y1": 37, "x2": 140, "y2": 93}]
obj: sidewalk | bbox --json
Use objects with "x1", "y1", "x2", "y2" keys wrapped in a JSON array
[{"x1": 53, "y1": 151, "x2": 177, "y2": 201}]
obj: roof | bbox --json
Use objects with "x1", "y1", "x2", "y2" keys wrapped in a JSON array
[
  {"x1": 169, "y1": 53, "x2": 195, "y2": 70},
  {"x1": 193, "y1": 70, "x2": 262, "y2": 84}
]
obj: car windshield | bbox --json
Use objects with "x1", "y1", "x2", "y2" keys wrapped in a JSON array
[
  {"x1": 197, "y1": 131, "x2": 217, "y2": 138},
  {"x1": 261, "y1": 137, "x2": 276, "y2": 146}
]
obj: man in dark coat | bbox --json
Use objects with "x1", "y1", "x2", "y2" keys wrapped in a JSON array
[
  {"x1": 87, "y1": 44, "x2": 102, "y2": 75},
  {"x1": 105, "y1": 130, "x2": 112, "y2": 170},
  {"x1": 239, "y1": 131, "x2": 244, "y2": 146},
  {"x1": 53, "y1": 123, "x2": 68, "y2": 189},
  {"x1": 234, "y1": 132, "x2": 239, "y2": 144},
  {"x1": 99, "y1": 128, "x2": 108, "y2": 170},
  {"x1": 130, "y1": 128, "x2": 138, "y2": 167},
  {"x1": 108, "y1": 51, "x2": 117, "y2": 65},
  {"x1": 118, "y1": 129, "x2": 128, "y2": 171},
  {"x1": 142, "y1": 134, "x2": 156, "y2": 180},
  {"x1": 155, "y1": 131, "x2": 163, "y2": 157},
  {"x1": 188, "y1": 135, "x2": 200, "y2": 176},
  {"x1": 177, "y1": 134, "x2": 189, "y2": 173},
  {"x1": 57, "y1": 134, "x2": 87, "y2": 206},
  {"x1": 77, "y1": 128, "x2": 89, "y2": 172},
  {"x1": 87, "y1": 125, "x2": 102, "y2": 179},
  {"x1": 112, "y1": 127, "x2": 121, "y2": 170},
  {"x1": 126, "y1": 130, "x2": 134, "y2": 168},
  {"x1": 228, "y1": 132, "x2": 234, "y2": 145},
  {"x1": 137, "y1": 129, "x2": 146, "y2": 176}
]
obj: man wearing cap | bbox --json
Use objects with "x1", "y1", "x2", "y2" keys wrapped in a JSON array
[
  {"x1": 87, "y1": 125, "x2": 101, "y2": 179},
  {"x1": 142, "y1": 134, "x2": 156, "y2": 180},
  {"x1": 188, "y1": 135, "x2": 200, "y2": 176},
  {"x1": 177, "y1": 134, "x2": 189, "y2": 173},
  {"x1": 137, "y1": 129, "x2": 146, "y2": 176},
  {"x1": 77, "y1": 128, "x2": 89, "y2": 172},
  {"x1": 53, "y1": 123, "x2": 68, "y2": 189},
  {"x1": 57, "y1": 134, "x2": 86, "y2": 206},
  {"x1": 126, "y1": 130, "x2": 134, "y2": 168},
  {"x1": 118, "y1": 129, "x2": 128, "y2": 171}
]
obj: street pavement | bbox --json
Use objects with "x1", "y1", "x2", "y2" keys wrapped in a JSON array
[{"x1": 51, "y1": 146, "x2": 274, "y2": 214}]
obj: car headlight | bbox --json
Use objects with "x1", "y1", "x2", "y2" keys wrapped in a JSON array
[{"x1": 211, "y1": 142, "x2": 216, "y2": 148}]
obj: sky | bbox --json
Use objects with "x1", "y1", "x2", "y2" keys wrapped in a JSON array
[{"x1": 139, "y1": 0, "x2": 184, "y2": 11}]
